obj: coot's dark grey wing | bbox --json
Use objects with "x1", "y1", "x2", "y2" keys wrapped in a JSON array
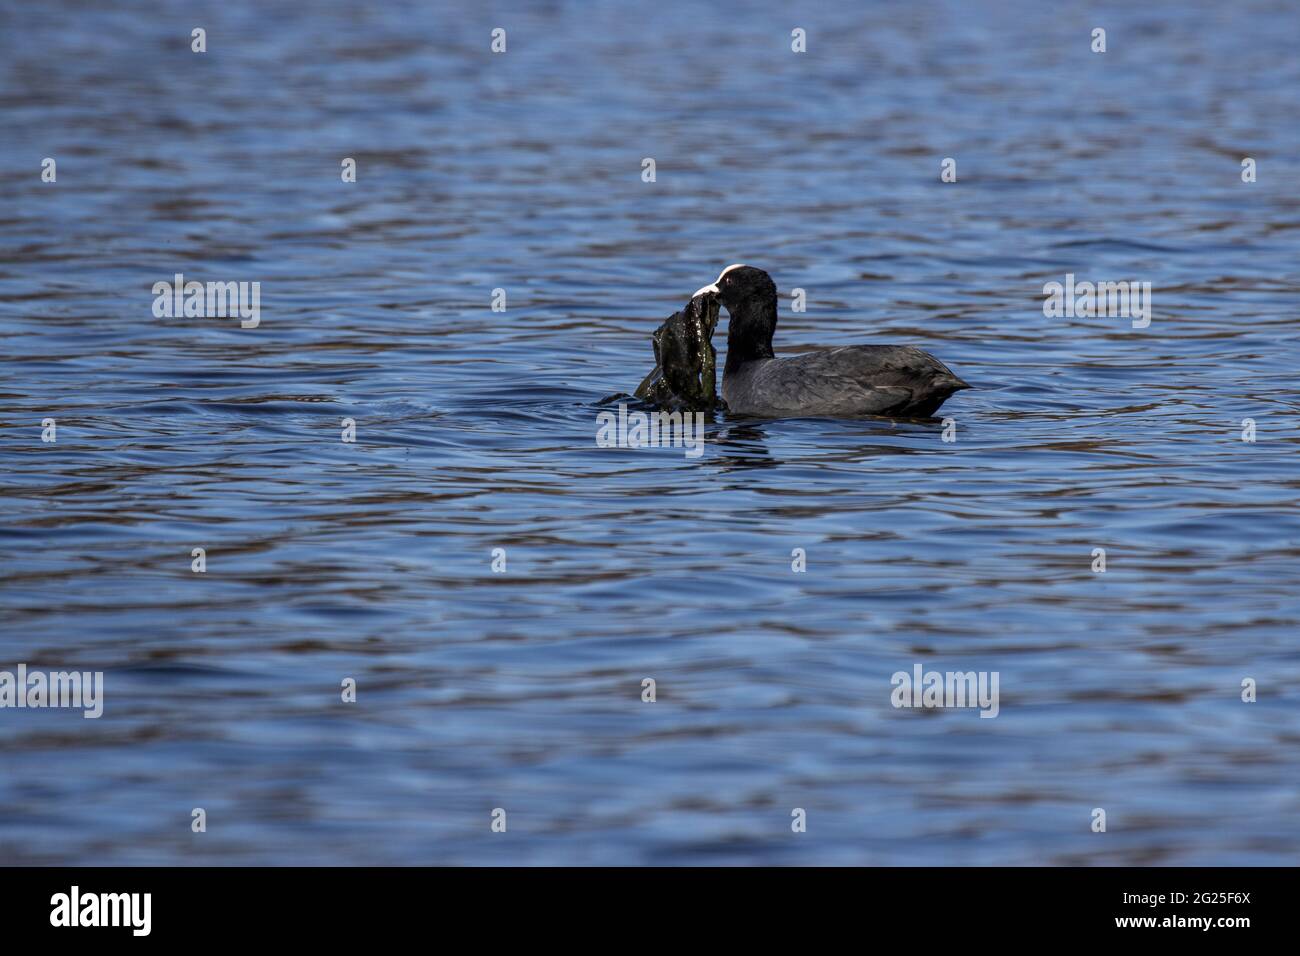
[{"x1": 746, "y1": 346, "x2": 969, "y2": 417}]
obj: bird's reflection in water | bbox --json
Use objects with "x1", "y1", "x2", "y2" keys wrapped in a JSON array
[
  {"x1": 707, "y1": 414, "x2": 943, "y2": 474},
  {"x1": 709, "y1": 421, "x2": 777, "y2": 472}
]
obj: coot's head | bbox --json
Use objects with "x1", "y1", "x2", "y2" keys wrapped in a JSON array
[
  {"x1": 695, "y1": 264, "x2": 776, "y2": 314},
  {"x1": 696, "y1": 264, "x2": 778, "y2": 369}
]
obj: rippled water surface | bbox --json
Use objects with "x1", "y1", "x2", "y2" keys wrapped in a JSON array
[{"x1": 2, "y1": 1, "x2": 1298, "y2": 864}]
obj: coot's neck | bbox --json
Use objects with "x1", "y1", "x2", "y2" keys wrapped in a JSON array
[{"x1": 724, "y1": 293, "x2": 777, "y2": 374}]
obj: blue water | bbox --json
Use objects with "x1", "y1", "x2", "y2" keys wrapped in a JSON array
[{"x1": 1, "y1": 1, "x2": 1298, "y2": 864}]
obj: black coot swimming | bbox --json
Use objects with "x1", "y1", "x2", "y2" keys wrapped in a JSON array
[{"x1": 695, "y1": 265, "x2": 970, "y2": 419}]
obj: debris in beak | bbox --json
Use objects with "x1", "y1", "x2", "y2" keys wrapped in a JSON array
[{"x1": 633, "y1": 292, "x2": 723, "y2": 411}]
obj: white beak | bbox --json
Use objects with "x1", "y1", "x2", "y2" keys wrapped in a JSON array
[{"x1": 691, "y1": 264, "x2": 746, "y2": 300}]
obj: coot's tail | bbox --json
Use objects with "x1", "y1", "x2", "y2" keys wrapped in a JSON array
[{"x1": 906, "y1": 372, "x2": 970, "y2": 417}]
